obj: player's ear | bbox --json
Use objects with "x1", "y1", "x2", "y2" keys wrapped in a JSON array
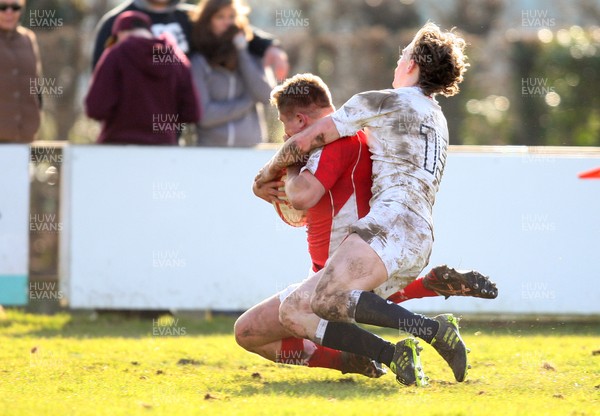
[{"x1": 297, "y1": 113, "x2": 307, "y2": 127}]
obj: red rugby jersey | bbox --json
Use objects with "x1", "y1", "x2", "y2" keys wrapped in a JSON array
[{"x1": 302, "y1": 131, "x2": 372, "y2": 271}]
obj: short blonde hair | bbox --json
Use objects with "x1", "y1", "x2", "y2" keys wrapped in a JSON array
[{"x1": 270, "y1": 73, "x2": 333, "y2": 116}]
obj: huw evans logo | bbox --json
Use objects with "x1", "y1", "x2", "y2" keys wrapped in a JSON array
[
  {"x1": 152, "y1": 317, "x2": 187, "y2": 336},
  {"x1": 152, "y1": 114, "x2": 186, "y2": 133},
  {"x1": 30, "y1": 213, "x2": 62, "y2": 233},
  {"x1": 521, "y1": 78, "x2": 555, "y2": 96},
  {"x1": 30, "y1": 78, "x2": 63, "y2": 98},
  {"x1": 275, "y1": 9, "x2": 309, "y2": 27},
  {"x1": 29, "y1": 9, "x2": 63, "y2": 29},
  {"x1": 521, "y1": 9, "x2": 555, "y2": 27}
]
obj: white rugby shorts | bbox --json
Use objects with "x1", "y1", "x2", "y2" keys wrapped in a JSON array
[
  {"x1": 278, "y1": 267, "x2": 316, "y2": 303},
  {"x1": 349, "y1": 201, "x2": 433, "y2": 299}
]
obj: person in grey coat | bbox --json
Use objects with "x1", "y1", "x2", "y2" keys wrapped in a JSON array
[{"x1": 190, "y1": 0, "x2": 275, "y2": 147}]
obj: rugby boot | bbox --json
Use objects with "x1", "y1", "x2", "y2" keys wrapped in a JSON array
[
  {"x1": 423, "y1": 265, "x2": 498, "y2": 299},
  {"x1": 390, "y1": 338, "x2": 428, "y2": 387},
  {"x1": 340, "y1": 352, "x2": 387, "y2": 378},
  {"x1": 430, "y1": 314, "x2": 469, "y2": 382}
]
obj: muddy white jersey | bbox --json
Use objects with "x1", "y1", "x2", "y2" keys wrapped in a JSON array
[{"x1": 331, "y1": 86, "x2": 448, "y2": 232}]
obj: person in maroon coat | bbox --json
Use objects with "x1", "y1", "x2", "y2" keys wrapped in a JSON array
[{"x1": 86, "y1": 11, "x2": 200, "y2": 145}]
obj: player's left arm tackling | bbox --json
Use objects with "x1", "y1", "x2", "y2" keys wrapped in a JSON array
[{"x1": 255, "y1": 116, "x2": 340, "y2": 186}]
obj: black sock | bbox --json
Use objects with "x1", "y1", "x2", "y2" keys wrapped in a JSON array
[
  {"x1": 354, "y1": 291, "x2": 439, "y2": 343},
  {"x1": 320, "y1": 321, "x2": 396, "y2": 366}
]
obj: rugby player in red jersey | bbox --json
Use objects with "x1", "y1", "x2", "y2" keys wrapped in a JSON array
[
  {"x1": 236, "y1": 72, "x2": 496, "y2": 381},
  {"x1": 255, "y1": 23, "x2": 484, "y2": 386}
]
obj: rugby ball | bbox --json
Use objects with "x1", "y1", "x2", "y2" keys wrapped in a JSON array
[{"x1": 272, "y1": 174, "x2": 307, "y2": 227}]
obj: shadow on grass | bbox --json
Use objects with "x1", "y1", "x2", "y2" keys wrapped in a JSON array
[
  {"x1": 1, "y1": 309, "x2": 235, "y2": 339},
  {"x1": 224, "y1": 374, "x2": 481, "y2": 398},
  {"x1": 229, "y1": 377, "x2": 405, "y2": 399}
]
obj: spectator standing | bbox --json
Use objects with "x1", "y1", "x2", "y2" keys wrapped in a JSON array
[
  {"x1": 190, "y1": 0, "x2": 274, "y2": 147},
  {"x1": 0, "y1": 0, "x2": 42, "y2": 143},
  {"x1": 85, "y1": 11, "x2": 200, "y2": 145},
  {"x1": 91, "y1": 0, "x2": 289, "y2": 81}
]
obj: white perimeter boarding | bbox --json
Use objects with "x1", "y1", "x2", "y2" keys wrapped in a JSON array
[{"x1": 59, "y1": 145, "x2": 600, "y2": 314}]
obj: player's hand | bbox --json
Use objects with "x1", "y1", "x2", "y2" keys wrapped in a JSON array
[
  {"x1": 254, "y1": 165, "x2": 279, "y2": 189},
  {"x1": 252, "y1": 178, "x2": 285, "y2": 204}
]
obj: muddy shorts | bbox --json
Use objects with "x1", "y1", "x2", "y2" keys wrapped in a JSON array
[{"x1": 349, "y1": 202, "x2": 433, "y2": 299}]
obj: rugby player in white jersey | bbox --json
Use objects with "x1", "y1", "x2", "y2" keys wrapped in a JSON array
[
  {"x1": 237, "y1": 73, "x2": 496, "y2": 384},
  {"x1": 254, "y1": 22, "x2": 472, "y2": 386}
]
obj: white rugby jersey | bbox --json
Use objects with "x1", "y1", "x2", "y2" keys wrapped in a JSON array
[{"x1": 331, "y1": 86, "x2": 448, "y2": 231}]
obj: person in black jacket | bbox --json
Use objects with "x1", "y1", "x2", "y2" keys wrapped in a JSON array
[{"x1": 91, "y1": 0, "x2": 288, "y2": 80}]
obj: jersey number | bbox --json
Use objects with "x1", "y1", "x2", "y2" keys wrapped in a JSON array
[{"x1": 420, "y1": 124, "x2": 439, "y2": 175}]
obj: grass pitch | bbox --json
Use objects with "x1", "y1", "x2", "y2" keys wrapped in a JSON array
[{"x1": 0, "y1": 310, "x2": 598, "y2": 416}]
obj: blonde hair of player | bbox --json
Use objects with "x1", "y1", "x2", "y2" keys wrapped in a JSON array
[{"x1": 270, "y1": 73, "x2": 334, "y2": 119}]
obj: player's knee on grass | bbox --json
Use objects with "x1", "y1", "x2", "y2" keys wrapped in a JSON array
[
  {"x1": 233, "y1": 314, "x2": 254, "y2": 350},
  {"x1": 233, "y1": 317, "x2": 246, "y2": 347}
]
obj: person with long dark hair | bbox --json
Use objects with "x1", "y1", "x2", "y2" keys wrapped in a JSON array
[
  {"x1": 91, "y1": 0, "x2": 289, "y2": 81},
  {"x1": 190, "y1": 0, "x2": 274, "y2": 147}
]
